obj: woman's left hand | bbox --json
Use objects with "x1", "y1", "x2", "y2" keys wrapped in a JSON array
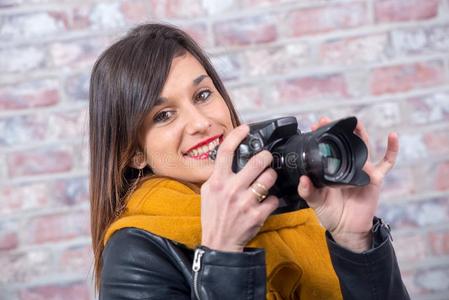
[{"x1": 297, "y1": 117, "x2": 399, "y2": 252}]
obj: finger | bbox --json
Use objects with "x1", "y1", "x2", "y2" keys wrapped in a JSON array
[
  {"x1": 297, "y1": 175, "x2": 323, "y2": 209},
  {"x1": 354, "y1": 119, "x2": 371, "y2": 162},
  {"x1": 238, "y1": 152, "x2": 275, "y2": 188},
  {"x1": 241, "y1": 168, "x2": 278, "y2": 224},
  {"x1": 376, "y1": 132, "x2": 399, "y2": 177},
  {"x1": 311, "y1": 116, "x2": 331, "y2": 131},
  {"x1": 354, "y1": 119, "x2": 369, "y2": 147},
  {"x1": 213, "y1": 124, "x2": 249, "y2": 176},
  {"x1": 318, "y1": 116, "x2": 331, "y2": 127},
  {"x1": 255, "y1": 195, "x2": 280, "y2": 225}
]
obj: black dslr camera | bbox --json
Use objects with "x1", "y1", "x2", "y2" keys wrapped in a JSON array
[{"x1": 213, "y1": 116, "x2": 370, "y2": 211}]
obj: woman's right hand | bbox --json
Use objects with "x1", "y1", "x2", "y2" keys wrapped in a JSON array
[{"x1": 200, "y1": 124, "x2": 280, "y2": 252}]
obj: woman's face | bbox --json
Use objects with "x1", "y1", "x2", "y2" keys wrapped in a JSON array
[{"x1": 142, "y1": 52, "x2": 234, "y2": 185}]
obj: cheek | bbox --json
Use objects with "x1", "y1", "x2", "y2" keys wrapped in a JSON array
[
  {"x1": 144, "y1": 128, "x2": 182, "y2": 169},
  {"x1": 213, "y1": 99, "x2": 235, "y2": 128}
]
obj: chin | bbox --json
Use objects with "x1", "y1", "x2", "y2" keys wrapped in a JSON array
[
  {"x1": 184, "y1": 166, "x2": 214, "y2": 185},
  {"x1": 195, "y1": 167, "x2": 214, "y2": 182}
]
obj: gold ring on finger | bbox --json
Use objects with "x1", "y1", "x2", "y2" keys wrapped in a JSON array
[{"x1": 250, "y1": 182, "x2": 268, "y2": 202}]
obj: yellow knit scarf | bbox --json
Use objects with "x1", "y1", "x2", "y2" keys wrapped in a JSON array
[{"x1": 104, "y1": 177, "x2": 342, "y2": 300}]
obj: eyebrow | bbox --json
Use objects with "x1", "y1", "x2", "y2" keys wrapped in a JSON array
[
  {"x1": 154, "y1": 74, "x2": 210, "y2": 106},
  {"x1": 193, "y1": 74, "x2": 208, "y2": 86}
]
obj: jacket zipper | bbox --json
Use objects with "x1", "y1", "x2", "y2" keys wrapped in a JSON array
[
  {"x1": 373, "y1": 217, "x2": 393, "y2": 241},
  {"x1": 192, "y1": 248, "x2": 205, "y2": 299}
]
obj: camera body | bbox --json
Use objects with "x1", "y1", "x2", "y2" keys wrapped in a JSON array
[{"x1": 231, "y1": 116, "x2": 370, "y2": 210}]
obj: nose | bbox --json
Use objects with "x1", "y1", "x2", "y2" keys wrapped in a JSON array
[{"x1": 184, "y1": 105, "x2": 212, "y2": 135}]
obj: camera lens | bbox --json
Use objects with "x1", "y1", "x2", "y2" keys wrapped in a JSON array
[
  {"x1": 232, "y1": 116, "x2": 370, "y2": 200},
  {"x1": 318, "y1": 140, "x2": 342, "y2": 176}
]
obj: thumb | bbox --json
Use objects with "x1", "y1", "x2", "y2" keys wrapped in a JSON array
[{"x1": 298, "y1": 176, "x2": 322, "y2": 209}]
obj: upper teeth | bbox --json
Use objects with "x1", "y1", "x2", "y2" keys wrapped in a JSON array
[{"x1": 186, "y1": 138, "x2": 220, "y2": 157}]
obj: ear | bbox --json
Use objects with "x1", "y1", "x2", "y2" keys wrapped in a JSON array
[{"x1": 129, "y1": 152, "x2": 147, "y2": 169}]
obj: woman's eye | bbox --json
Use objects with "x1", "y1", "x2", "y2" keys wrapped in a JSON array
[
  {"x1": 196, "y1": 89, "x2": 212, "y2": 102},
  {"x1": 153, "y1": 111, "x2": 173, "y2": 123}
]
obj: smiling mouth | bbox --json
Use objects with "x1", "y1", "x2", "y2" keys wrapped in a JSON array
[{"x1": 183, "y1": 135, "x2": 223, "y2": 160}]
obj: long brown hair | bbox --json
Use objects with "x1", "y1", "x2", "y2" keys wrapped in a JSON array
[{"x1": 89, "y1": 23, "x2": 241, "y2": 289}]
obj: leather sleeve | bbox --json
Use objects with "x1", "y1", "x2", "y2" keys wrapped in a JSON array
[
  {"x1": 193, "y1": 246, "x2": 266, "y2": 300},
  {"x1": 326, "y1": 218, "x2": 410, "y2": 300},
  {"x1": 100, "y1": 228, "x2": 191, "y2": 300},
  {"x1": 99, "y1": 228, "x2": 266, "y2": 300}
]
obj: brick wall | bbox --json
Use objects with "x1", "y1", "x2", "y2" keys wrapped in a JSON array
[{"x1": 1, "y1": 0, "x2": 449, "y2": 299}]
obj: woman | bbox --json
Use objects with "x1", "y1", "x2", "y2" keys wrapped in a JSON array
[{"x1": 89, "y1": 23, "x2": 409, "y2": 299}]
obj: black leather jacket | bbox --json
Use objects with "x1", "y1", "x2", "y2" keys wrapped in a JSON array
[{"x1": 100, "y1": 218, "x2": 410, "y2": 300}]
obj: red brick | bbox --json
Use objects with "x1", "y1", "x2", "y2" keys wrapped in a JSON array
[
  {"x1": 423, "y1": 130, "x2": 449, "y2": 157},
  {"x1": 70, "y1": 5, "x2": 91, "y2": 30},
  {"x1": 19, "y1": 282, "x2": 90, "y2": 300},
  {"x1": 213, "y1": 14, "x2": 277, "y2": 46},
  {"x1": 27, "y1": 211, "x2": 90, "y2": 244},
  {"x1": 7, "y1": 148, "x2": 73, "y2": 177},
  {"x1": 120, "y1": 0, "x2": 152, "y2": 23},
  {"x1": 374, "y1": 0, "x2": 440, "y2": 23},
  {"x1": 0, "y1": 79, "x2": 59, "y2": 110},
  {"x1": 274, "y1": 74, "x2": 349, "y2": 104},
  {"x1": 429, "y1": 230, "x2": 449, "y2": 256},
  {"x1": 149, "y1": 0, "x2": 204, "y2": 18},
  {"x1": 320, "y1": 34, "x2": 388, "y2": 65},
  {"x1": 244, "y1": 42, "x2": 309, "y2": 77},
  {"x1": 180, "y1": 23, "x2": 209, "y2": 48},
  {"x1": 58, "y1": 245, "x2": 93, "y2": 274},
  {"x1": 0, "y1": 223, "x2": 19, "y2": 251},
  {"x1": 287, "y1": 2, "x2": 368, "y2": 37},
  {"x1": 405, "y1": 93, "x2": 449, "y2": 125},
  {"x1": 370, "y1": 61, "x2": 445, "y2": 95},
  {"x1": 435, "y1": 161, "x2": 449, "y2": 191}
]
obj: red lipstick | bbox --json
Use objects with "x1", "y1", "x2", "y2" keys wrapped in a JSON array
[{"x1": 184, "y1": 134, "x2": 222, "y2": 154}]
